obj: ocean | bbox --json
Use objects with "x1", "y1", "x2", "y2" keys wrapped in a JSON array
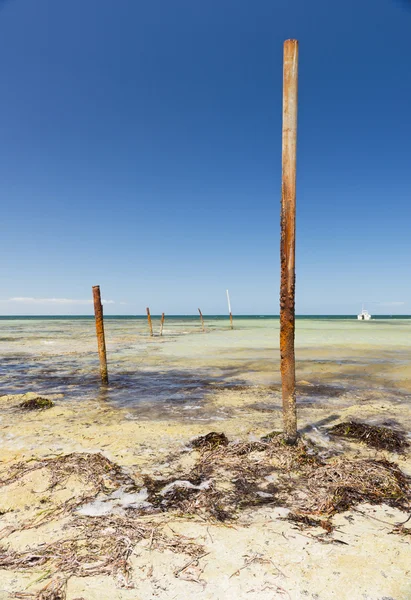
[{"x1": 1, "y1": 315, "x2": 410, "y2": 420}]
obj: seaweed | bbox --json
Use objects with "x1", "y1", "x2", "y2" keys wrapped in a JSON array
[
  {"x1": 154, "y1": 432, "x2": 410, "y2": 519},
  {"x1": 2, "y1": 431, "x2": 411, "y2": 598},
  {"x1": 307, "y1": 458, "x2": 410, "y2": 514},
  {"x1": 287, "y1": 513, "x2": 333, "y2": 532},
  {"x1": 328, "y1": 421, "x2": 409, "y2": 453},
  {"x1": 0, "y1": 452, "x2": 137, "y2": 529},
  {"x1": 191, "y1": 432, "x2": 229, "y2": 450},
  {"x1": 1, "y1": 513, "x2": 204, "y2": 599},
  {"x1": 229, "y1": 441, "x2": 268, "y2": 455},
  {"x1": 19, "y1": 396, "x2": 54, "y2": 411},
  {"x1": 260, "y1": 431, "x2": 282, "y2": 443}
]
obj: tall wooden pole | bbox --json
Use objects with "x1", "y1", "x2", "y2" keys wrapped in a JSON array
[
  {"x1": 198, "y1": 308, "x2": 205, "y2": 332},
  {"x1": 160, "y1": 312, "x2": 165, "y2": 336},
  {"x1": 226, "y1": 289, "x2": 233, "y2": 329},
  {"x1": 92, "y1": 285, "x2": 108, "y2": 384},
  {"x1": 146, "y1": 307, "x2": 153, "y2": 337},
  {"x1": 280, "y1": 39, "x2": 298, "y2": 444}
]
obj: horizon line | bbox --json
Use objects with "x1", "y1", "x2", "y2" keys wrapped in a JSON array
[{"x1": 1, "y1": 313, "x2": 410, "y2": 318}]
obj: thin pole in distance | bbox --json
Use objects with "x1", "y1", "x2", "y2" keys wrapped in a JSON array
[
  {"x1": 146, "y1": 307, "x2": 153, "y2": 337},
  {"x1": 198, "y1": 308, "x2": 205, "y2": 332},
  {"x1": 226, "y1": 289, "x2": 233, "y2": 329}
]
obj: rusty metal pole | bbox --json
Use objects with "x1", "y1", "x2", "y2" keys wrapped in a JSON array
[
  {"x1": 146, "y1": 307, "x2": 153, "y2": 337},
  {"x1": 92, "y1": 285, "x2": 108, "y2": 384},
  {"x1": 280, "y1": 39, "x2": 298, "y2": 444},
  {"x1": 198, "y1": 308, "x2": 205, "y2": 332},
  {"x1": 160, "y1": 312, "x2": 165, "y2": 336}
]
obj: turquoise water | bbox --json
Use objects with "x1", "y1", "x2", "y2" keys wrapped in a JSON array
[{"x1": 1, "y1": 316, "x2": 410, "y2": 419}]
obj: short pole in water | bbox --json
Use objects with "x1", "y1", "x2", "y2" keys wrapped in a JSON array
[
  {"x1": 198, "y1": 308, "x2": 205, "y2": 332},
  {"x1": 92, "y1": 285, "x2": 108, "y2": 384},
  {"x1": 146, "y1": 307, "x2": 153, "y2": 337}
]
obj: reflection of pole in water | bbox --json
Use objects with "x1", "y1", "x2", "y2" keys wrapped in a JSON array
[
  {"x1": 92, "y1": 285, "x2": 108, "y2": 384},
  {"x1": 226, "y1": 289, "x2": 233, "y2": 329},
  {"x1": 280, "y1": 39, "x2": 298, "y2": 444},
  {"x1": 198, "y1": 308, "x2": 205, "y2": 332},
  {"x1": 146, "y1": 307, "x2": 153, "y2": 337},
  {"x1": 160, "y1": 312, "x2": 165, "y2": 336}
]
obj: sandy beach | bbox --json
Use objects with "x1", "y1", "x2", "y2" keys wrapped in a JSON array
[
  {"x1": 0, "y1": 317, "x2": 410, "y2": 599},
  {"x1": 2, "y1": 0, "x2": 410, "y2": 597}
]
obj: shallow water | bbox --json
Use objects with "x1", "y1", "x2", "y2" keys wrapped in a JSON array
[{"x1": 1, "y1": 316, "x2": 410, "y2": 419}]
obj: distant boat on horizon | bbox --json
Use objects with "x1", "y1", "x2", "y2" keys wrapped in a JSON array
[{"x1": 358, "y1": 305, "x2": 372, "y2": 321}]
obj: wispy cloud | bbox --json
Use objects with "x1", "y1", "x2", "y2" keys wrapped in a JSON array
[{"x1": 9, "y1": 297, "x2": 115, "y2": 305}]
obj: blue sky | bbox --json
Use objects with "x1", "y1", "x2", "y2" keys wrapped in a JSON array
[{"x1": 1, "y1": 0, "x2": 410, "y2": 315}]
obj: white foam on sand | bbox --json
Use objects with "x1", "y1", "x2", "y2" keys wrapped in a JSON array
[
  {"x1": 160, "y1": 479, "x2": 211, "y2": 495},
  {"x1": 77, "y1": 487, "x2": 151, "y2": 517}
]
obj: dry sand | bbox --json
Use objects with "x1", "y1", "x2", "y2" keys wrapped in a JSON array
[{"x1": 0, "y1": 381, "x2": 410, "y2": 600}]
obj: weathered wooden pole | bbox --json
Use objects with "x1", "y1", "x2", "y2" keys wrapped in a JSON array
[
  {"x1": 226, "y1": 289, "x2": 233, "y2": 329},
  {"x1": 92, "y1": 285, "x2": 108, "y2": 384},
  {"x1": 146, "y1": 307, "x2": 153, "y2": 337},
  {"x1": 280, "y1": 39, "x2": 298, "y2": 444},
  {"x1": 198, "y1": 308, "x2": 205, "y2": 332},
  {"x1": 160, "y1": 312, "x2": 165, "y2": 336}
]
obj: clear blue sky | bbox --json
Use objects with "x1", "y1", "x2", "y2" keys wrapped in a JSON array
[{"x1": 1, "y1": 0, "x2": 410, "y2": 315}]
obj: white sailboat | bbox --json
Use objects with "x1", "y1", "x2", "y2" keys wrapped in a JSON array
[{"x1": 357, "y1": 305, "x2": 371, "y2": 320}]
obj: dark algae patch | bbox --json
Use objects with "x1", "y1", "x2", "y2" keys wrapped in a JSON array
[
  {"x1": 328, "y1": 421, "x2": 409, "y2": 453},
  {"x1": 19, "y1": 396, "x2": 54, "y2": 411},
  {"x1": 191, "y1": 431, "x2": 229, "y2": 450}
]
